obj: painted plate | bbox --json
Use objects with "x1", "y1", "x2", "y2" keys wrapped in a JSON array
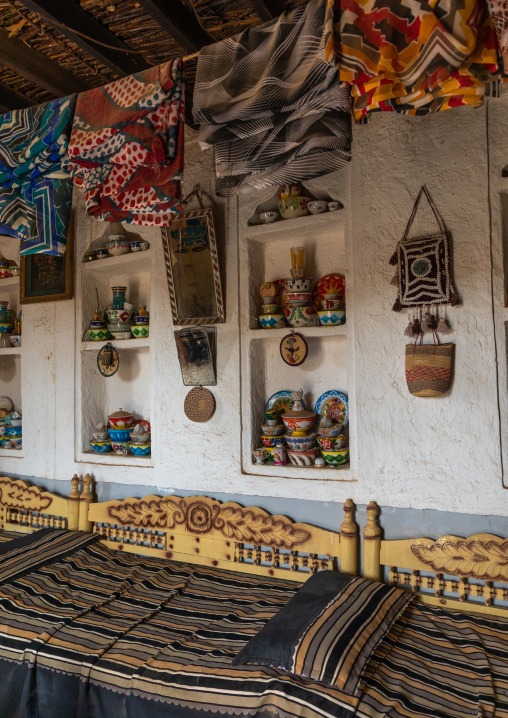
[
  {"x1": 265, "y1": 390, "x2": 306, "y2": 417},
  {"x1": 314, "y1": 390, "x2": 348, "y2": 427},
  {"x1": 312, "y1": 274, "x2": 345, "y2": 310}
]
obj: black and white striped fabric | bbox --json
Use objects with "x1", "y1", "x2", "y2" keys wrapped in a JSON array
[{"x1": 193, "y1": 0, "x2": 351, "y2": 196}]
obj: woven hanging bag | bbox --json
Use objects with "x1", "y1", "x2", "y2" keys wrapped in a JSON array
[{"x1": 405, "y1": 343, "x2": 453, "y2": 397}]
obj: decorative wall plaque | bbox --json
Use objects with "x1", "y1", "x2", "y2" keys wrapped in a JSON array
[
  {"x1": 280, "y1": 332, "x2": 308, "y2": 366},
  {"x1": 184, "y1": 386, "x2": 216, "y2": 422}
]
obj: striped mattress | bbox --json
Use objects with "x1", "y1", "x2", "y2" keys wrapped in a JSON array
[{"x1": 0, "y1": 529, "x2": 506, "y2": 718}]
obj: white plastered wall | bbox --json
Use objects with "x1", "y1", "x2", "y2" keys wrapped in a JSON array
[{"x1": 0, "y1": 95, "x2": 507, "y2": 516}]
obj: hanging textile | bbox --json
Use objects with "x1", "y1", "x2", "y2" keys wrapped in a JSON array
[
  {"x1": 334, "y1": 0, "x2": 503, "y2": 123},
  {"x1": 486, "y1": 0, "x2": 508, "y2": 71},
  {"x1": 0, "y1": 94, "x2": 76, "y2": 256},
  {"x1": 69, "y1": 59, "x2": 184, "y2": 226},
  {"x1": 193, "y1": 0, "x2": 351, "y2": 197}
]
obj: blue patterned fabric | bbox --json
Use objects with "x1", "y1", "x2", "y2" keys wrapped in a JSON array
[{"x1": 0, "y1": 94, "x2": 76, "y2": 256}]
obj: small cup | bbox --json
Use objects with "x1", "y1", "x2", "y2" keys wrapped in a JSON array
[
  {"x1": 321, "y1": 299, "x2": 341, "y2": 311},
  {"x1": 10, "y1": 266, "x2": 20, "y2": 276},
  {"x1": 259, "y1": 211, "x2": 278, "y2": 224},
  {"x1": 323, "y1": 293, "x2": 340, "y2": 300},
  {"x1": 129, "y1": 241, "x2": 142, "y2": 252},
  {"x1": 140, "y1": 241, "x2": 150, "y2": 251},
  {"x1": 328, "y1": 201, "x2": 342, "y2": 212},
  {"x1": 92, "y1": 430, "x2": 109, "y2": 442},
  {"x1": 290, "y1": 268, "x2": 306, "y2": 279},
  {"x1": 253, "y1": 448, "x2": 268, "y2": 464},
  {"x1": 95, "y1": 249, "x2": 109, "y2": 259},
  {"x1": 262, "y1": 303, "x2": 278, "y2": 314},
  {"x1": 9, "y1": 335, "x2": 21, "y2": 347},
  {"x1": 307, "y1": 200, "x2": 327, "y2": 215}
]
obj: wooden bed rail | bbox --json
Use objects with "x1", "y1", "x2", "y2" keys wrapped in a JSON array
[
  {"x1": 0, "y1": 475, "x2": 82, "y2": 532},
  {"x1": 364, "y1": 501, "x2": 508, "y2": 617},
  {"x1": 85, "y1": 490, "x2": 359, "y2": 582}
]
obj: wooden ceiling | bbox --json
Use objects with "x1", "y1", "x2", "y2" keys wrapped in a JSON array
[{"x1": 0, "y1": 0, "x2": 308, "y2": 126}]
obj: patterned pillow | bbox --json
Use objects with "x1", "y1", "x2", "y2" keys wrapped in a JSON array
[{"x1": 233, "y1": 571, "x2": 413, "y2": 695}]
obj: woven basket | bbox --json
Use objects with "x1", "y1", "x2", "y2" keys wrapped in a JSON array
[{"x1": 405, "y1": 343, "x2": 453, "y2": 397}]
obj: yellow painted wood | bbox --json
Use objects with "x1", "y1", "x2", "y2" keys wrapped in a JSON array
[
  {"x1": 363, "y1": 501, "x2": 382, "y2": 581},
  {"x1": 68, "y1": 474, "x2": 81, "y2": 531},
  {"x1": 339, "y1": 498, "x2": 359, "y2": 576},
  {"x1": 0, "y1": 476, "x2": 75, "y2": 533},
  {"x1": 79, "y1": 473, "x2": 93, "y2": 532}
]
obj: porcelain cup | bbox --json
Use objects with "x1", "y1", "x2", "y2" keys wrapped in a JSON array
[
  {"x1": 92, "y1": 430, "x2": 108, "y2": 442},
  {"x1": 307, "y1": 200, "x2": 327, "y2": 214},
  {"x1": 253, "y1": 448, "x2": 268, "y2": 464},
  {"x1": 140, "y1": 241, "x2": 150, "y2": 251},
  {"x1": 328, "y1": 201, "x2": 342, "y2": 211},
  {"x1": 259, "y1": 211, "x2": 278, "y2": 224},
  {"x1": 9, "y1": 335, "x2": 21, "y2": 347}
]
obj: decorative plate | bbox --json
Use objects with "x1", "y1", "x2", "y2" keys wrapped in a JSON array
[
  {"x1": 184, "y1": 386, "x2": 216, "y2": 422},
  {"x1": 265, "y1": 390, "x2": 306, "y2": 417},
  {"x1": 314, "y1": 390, "x2": 348, "y2": 427},
  {"x1": 312, "y1": 274, "x2": 345, "y2": 310},
  {"x1": 97, "y1": 343, "x2": 119, "y2": 377},
  {"x1": 280, "y1": 332, "x2": 308, "y2": 367}
]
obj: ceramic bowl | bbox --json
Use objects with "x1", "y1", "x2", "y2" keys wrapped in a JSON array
[
  {"x1": 317, "y1": 435, "x2": 347, "y2": 451},
  {"x1": 91, "y1": 440, "x2": 112, "y2": 453},
  {"x1": 287, "y1": 448, "x2": 317, "y2": 466},
  {"x1": 0, "y1": 322, "x2": 12, "y2": 333},
  {"x1": 10, "y1": 417, "x2": 22, "y2": 427},
  {"x1": 129, "y1": 241, "x2": 142, "y2": 252},
  {"x1": 307, "y1": 200, "x2": 327, "y2": 215},
  {"x1": 0, "y1": 427, "x2": 4, "y2": 436},
  {"x1": 0, "y1": 438, "x2": 11, "y2": 448},
  {"x1": 328, "y1": 201, "x2": 342, "y2": 212},
  {"x1": 10, "y1": 437, "x2": 22, "y2": 449},
  {"x1": 140, "y1": 241, "x2": 150, "y2": 251},
  {"x1": 317, "y1": 310, "x2": 346, "y2": 326},
  {"x1": 95, "y1": 249, "x2": 109, "y2": 259},
  {"x1": 323, "y1": 293, "x2": 340, "y2": 300},
  {"x1": 279, "y1": 196, "x2": 309, "y2": 220},
  {"x1": 108, "y1": 428, "x2": 131, "y2": 441},
  {"x1": 6, "y1": 426, "x2": 21, "y2": 437},
  {"x1": 107, "y1": 309, "x2": 134, "y2": 324},
  {"x1": 131, "y1": 326, "x2": 149, "y2": 339},
  {"x1": 134, "y1": 315, "x2": 149, "y2": 325},
  {"x1": 10, "y1": 266, "x2": 20, "y2": 276},
  {"x1": 320, "y1": 448, "x2": 350, "y2": 466},
  {"x1": 107, "y1": 238, "x2": 130, "y2": 256},
  {"x1": 284, "y1": 305, "x2": 318, "y2": 328},
  {"x1": 259, "y1": 314, "x2": 285, "y2": 329},
  {"x1": 317, "y1": 425, "x2": 342, "y2": 438},
  {"x1": 282, "y1": 413, "x2": 315, "y2": 433},
  {"x1": 108, "y1": 411, "x2": 133, "y2": 429},
  {"x1": 129, "y1": 431, "x2": 151, "y2": 444},
  {"x1": 321, "y1": 299, "x2": 342, "y2": 311},
  {"x1": 112, "y1": 440, "x2": 129, "y2": 454},
  {"x1": 0, "y1": 271, "x2": 11, "y2": 279},
  {"x1": 129, "y1": 442, "x2": 151, "y2": 456},
  {"x1": 107, "y1": 323, "x2": 131, "y2": 333},
  {"x1": 285, "y1": 292, "x2": 312, "y2": 306},
  {"x1": 90, "y1": 320, "x2": 107, "y2": 329},
  {"x1": 261, "y1": 303, "x2": 278, "y2": 315},
  {"x1": 260, "y1": 424, "x2": 285, "y2": 436},
  {"x1": 260, "y1": 435, "x2": 280, "y2": 448},
  {"x1": 111, "y1": 331, "x2": 132, "y2": 340},
  {"x1": 285, "y1": 434, "x2": 316, "y2": 451},
  {"x1": 9, "y1": 335, "x2": 21, "y2": 347},
  {"x1": 92, "y1": 430, "x2": 108, "y2": 442},
  {"x1": 259, "y1": 211, "x2": 278, "y2": 224},
  {"x1": 283, "y1": 279, "x2": 312, "y2": 293},
  {"x1": 88, "y1": 328, "x2": 111, "y2": 341}
]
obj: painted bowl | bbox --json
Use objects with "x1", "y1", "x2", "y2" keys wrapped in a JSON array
[
  {"x1": 106, "y1": 238, "x2": 130, "y2": 256},
  {"x1": 90, "y1": 320, "x2": 107, "y2": 329},
  {"x1": 287, "y1": 448, "x2": 317, "y2": 466},
  {"x1": 95, "y1": 248, "x2": 109, "y2": 259},
  {"x1": 321, "y1": 299, "x2": 342, "y2": 311},
  {"x1": 133, "y1": 315, "x2": 149, "y2": 325},
  {"x1": 259, "y1": 211, "x2": 278, "y2": 224},
  {"x1": 107, "y1": 309, "x2": 134, "y2": 324},
  {"x1": 111, "y1": 440, "x2": 129, "y2": 454},
  {"x1": 262, "y1": 446, "x2": 275, "y2": 462},
  {"x1": 131, "y1": 326, "x2": 149, "y2": 339},
  {"x1": 317, "y1": 435, "x2": 347, "y2": 451},
  {"x1": 108, "y1": 410, "x2": 133, "y2": 429},
  {"x1": 10, "y1": 417, "x2": 22, "y2": 427},
  {"x1": 279, "y1": 196, "x2": 309, "y2": 220},
  {"x1": 88, "y1": 328, "x2": 111, "y2": 341},
  {"x1": 9, "y1": 335, "x2": 21, "y2": 347},
  {"x1": 307, "y1": 200, "x2": 327, "y2": 215},
  {"x1": 108, "y1": 428, "x2": 131, "y2": 441},
  {"x1": 111, "y1": 331, "x2": 132, "y2": 340},
  {"x1": 317, "y1": 425, "x2": 342, "y2": 438},
  {"x1": 282, "y1": 413, "x2": 315, "y2": 433},
  {"x1": 261, "y1": 303, "x2": 278, "y2": 315},
  {"x1": 317, "y1": 310, "x2": 346, "y2": 326},
  {"x1": 259, "y1": 314, "x2": 285, "y2": 329},
  {"x1": 107, "y1": 323, "x2": 131, "y2": 333},
  {"x1": 0, "y1": 438, "x2": 11, "y2": 448},
  {"x1": 129, "y1": 241, "x2": 142, "y2": 252},
  {"x1": 129, "y1": 431, "x2": 151, "y2": 444},
  {"x1": 328, "y1": 201, "x2": 342, "y2": 212},
  {"x1": 284, "y1": 305, "x2": 318, "y2": 328},
  {"x1": 321, "y1": 448, "x2": 350, "y2": 466},
  {"x1": 129, "y1": 443, "x2": 151, "y2": 456},
  {"x1": 260, "y1": 424, "x2": 285, "y2": 436},
  {"x1": 90, "y1": 441, "x2": 112, "y2": 453},
  {"x1": 285, "y1": 434, "x2": 317, "y2": 451},
  {"x1": 285, "y1": 292, "x2": 312, "y2": 306},
  {"x1": 6, "y1": 426, "x2": 21, "y2": 437},
  {"x1": 10, "y1": 437, "x2": 22, "y2": 449},
  {"x1": 0, "y1": 427, "x2": 4, "y2": 436},
  {"x1": 92, "y1": 430, "x2": 108, "y2": 442},
  {"x1": 140, "y1": 241, "x2": 150, "y2": 251},
  {"x1": 0, "y1": 322, "x2": 12, "y2": 333},
  {"x1": 283, "y1": 279, "x2": 312, "y2": 293},
  {"x1": 10, "y1": 266, "x2": 20, "y2": 276},
  {"x1": 260, "y1": 435, "x2": 280, "y2": 448}
]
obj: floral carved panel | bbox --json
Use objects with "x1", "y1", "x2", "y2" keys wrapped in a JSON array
[
  {"x1": 411, "y1": 539, "x2": 508, "y2": 581},
  {"x1": 0, "y1": 478, "x2": 53, "y2": 512}
]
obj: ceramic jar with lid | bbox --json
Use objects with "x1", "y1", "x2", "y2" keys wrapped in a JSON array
[{"x1": 107, "y1": 408, "x2": 134, "y2": 429}]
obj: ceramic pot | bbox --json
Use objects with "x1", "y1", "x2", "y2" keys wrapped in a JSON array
[
  {"x1": 134, "y1": 316, "x2": 149, "y2": 325},
  {"x1": 6, "y1": 426, "x2": 21, "y2": 437},
  {"x1": 131, "y1": 326, "x2": 149, "y2": 338},
  {"x1": 129, "y1": 431, "x2": 151, "y2": 444},
  {"x1": 107, "y1": 238, "x2": 130, "y2": 256},
  {"x1": 283, "y1": 279, "x2": 312, "y2": 293},
  {"x1": 108, "y1": 409, "x2": 133, "y2": 429},
  {"x1": 321, "y1": 448, "x2": 350, "y2": 466},
  {"x1": 10, "y1": 437, "x2": 22, "y2": 450},
  {"x1": 88, "y1": 328, "x2": 110, "y2": 341},
  {"x1": 282, "y1": 411, "x2": 315, "y2": 433},
  {"x1": 259, "y1": 211, "x2": 278, "y2": 224},
  {"x1": 107, "y1": 309, "x2": 134, "y2": 324},
  {"x1": 129, "y1": 443, "x2": 151, "y2": 456},
  {"x1": 111, "y1": 331, "x2": 132, "y2": 340},
  {"x1": 0, "y1": 438, "x2": 11, "y2": 448},
  {"x1": 287, "y1": 448, "x2": 317, "y2": 466},
  {"x1": 9, "y1": 335, "x2": 21, "y2": 348},
  {"x1": 285, "y1": 434, "x2": 317, "y2": 451},
  {"x1": 259, "y1": 314, "x2": 285, "y2": 329},
  {"x1": 90, "y1": 320, "x2": 107, "y2": 329},
  {"x1": 279, "y1": 196, "x2": 309, "y2": 220},
  {"x1": 140, "y1": 241, "x2": 150, "y2": 251},
  {"x1": 0, "y1": 301, "x2": 9, "y2": 323},
  {"x1": 10, "y1": 417, "x2": 22, "y2": 427},
  {"x1": 283, "y1": 305, "x2": 318, "y2": 328},
  {"x1": 107, "y1": 323, "x2": 131, "y2": 333},
  {"x1": 95, "y1": 249, "x2": 108, "y2": 260},
  {"x1": 307, "y1": 200, "x2": 327, "y2": 214},
  {"x1": 317, "y1": 310, "x2": 346, "y2": 326}
]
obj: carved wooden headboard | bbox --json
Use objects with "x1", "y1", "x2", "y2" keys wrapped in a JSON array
[
  {"x1": 363, "y1": 501, "x2": 508, "y2": 618},
  {"x1": 0, "y1": 475, "x2": 81, "y2": 533},
  {"x1": 86, "y1": 491, "x2": 358, "y2": 582}
]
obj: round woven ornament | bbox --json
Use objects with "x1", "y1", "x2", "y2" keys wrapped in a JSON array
[{"x1": 184, "y1": 386, "x2": 215, "y2": 422}]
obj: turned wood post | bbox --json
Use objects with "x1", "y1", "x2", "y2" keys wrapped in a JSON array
[
  {"x1": 79, "y1": 474, "x2": 93, "y2": 532},
  {"x1": 68, "y1": 474, "x2": 81, "y2": 530},
  {"x1": 340, "y1": 498, "x2": 359, "y2": 576},
  {"x1": 363, "y1": 501, "x2": 382, "y2": 581}
]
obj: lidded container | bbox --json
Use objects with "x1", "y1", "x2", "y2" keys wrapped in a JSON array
[{"x1": 107, "y1": 408, "x2": 134, "y2": 429}]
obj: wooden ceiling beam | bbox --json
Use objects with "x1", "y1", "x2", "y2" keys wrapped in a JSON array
[
  {"x1": 248, "y1": 0, "x2": 284, "y2": 22},
  {"x1": 0, "y1": 29, "x2": 92, "y2": 96},
  {"x1": 0, "y1": 82, "x2": 33, "y2": 113},
  {"x1": 18, "y1": 0, "x2": 148, "y2": 76},
  {"x1": 137, "y1": 0, "x2": 215, "y2": 53}
]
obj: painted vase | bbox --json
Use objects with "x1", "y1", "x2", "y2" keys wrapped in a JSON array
[{"x1": 112, "y1": 286, "x2": 127, "y2": 310}]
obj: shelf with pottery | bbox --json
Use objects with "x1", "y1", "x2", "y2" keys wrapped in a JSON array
[
  {"x1": 81, "y1": 337, "x2": 151, "y2": 351},
  {"x1": 81, "y1": 451, "x2": 153, "y2": 467},
  {"x1": 245, "y1": 206, "x2": 344, "y2": 242},
  {"x1": 0, "y1": 447, "x2": 24, "y2": 458},
  {"x1": 82, "y1": 246, "x2": 153, "y2": 274},
  {"x1": 246, "y1": 324, "x2": 347, "y2": 339}
]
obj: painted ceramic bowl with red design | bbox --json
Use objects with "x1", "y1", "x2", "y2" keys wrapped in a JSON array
[
  {"x1": 317, "y1": 435, "x2": 347, "y2": 451},
  {"x1": 317, "y1": 425, "x2": 341, "y2": 438},
  {"x1": 281, "y1": 412, "x2": 315, "y2": 433},
  {"x1": 283, "y1": 279, "x2": 312, "y2": 293},
  {"x1": 279, "y1": 196, "x2": 309, "y2": 220},
  {"x1": 287, "y1": 448, "x2": 317, "y2": 466},
  {"x1": 285, "y1": 434, "x2": 316, "y2": 452},
  {"x1": 260, "y1": 435, "x2": 280, "y2": 448},
  {"x1": 285, "y1": 292, "x2": 312, "y2": 306},
  {"x1": 107, "y1": 237, "x2": 130, "y2": 256},
  {"x1": 108, "y1": 409, "x2": 133, "y2": 429}
]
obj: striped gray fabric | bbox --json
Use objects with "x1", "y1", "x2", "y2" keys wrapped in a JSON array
[{"x1": 193, "y1": 0, "x2": 351, "y2": 196}]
